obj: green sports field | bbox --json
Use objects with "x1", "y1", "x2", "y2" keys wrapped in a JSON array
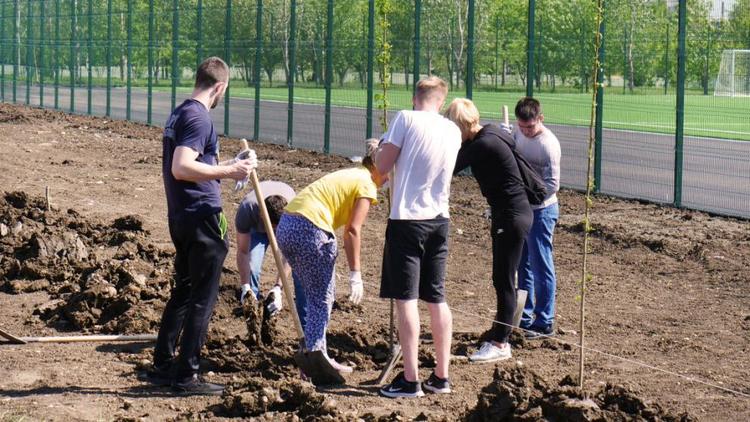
[{"x1": 158, "y1": 85, "x2": 750, "y2": 141}]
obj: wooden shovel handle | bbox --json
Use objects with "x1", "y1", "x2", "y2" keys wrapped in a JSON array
[{"x1": 242, "y1": 140, "x2": 305, "y2": 340}]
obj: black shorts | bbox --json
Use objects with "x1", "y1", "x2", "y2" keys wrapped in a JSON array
[{"x1": 379, "y1": 218, "x2": 450, "y2": 303}]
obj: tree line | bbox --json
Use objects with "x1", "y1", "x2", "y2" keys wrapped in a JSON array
[{"x1": 0, "y1": 0, "x2": 748, "y2": 94}]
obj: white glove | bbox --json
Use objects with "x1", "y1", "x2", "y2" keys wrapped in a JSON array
[
  {"x1": 265, "y1": 285, "x2": 283, "y2": 316},
  {"x1": 233, "y1": 148, "x2": 257, "y2": 166},
  {"x1": 233, "y1": 149, "x2": 257, "y2": 192},
  {"x1": 348, "y1": 271, "x2": 364, "y2": 305},
  {"x1": 500, "y1": 123, "x2": 513, "y2": 134},
  {"x1": 234, "y1": 178, "x2": 248, "y2": 192},
  {"x1": 239, "y1": 283, "x2": 254, "y2": 305}
]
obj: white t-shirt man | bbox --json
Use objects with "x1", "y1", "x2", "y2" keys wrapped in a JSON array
[{"x1": 381, "y1": 110, "x2": 462, "y2": 220}]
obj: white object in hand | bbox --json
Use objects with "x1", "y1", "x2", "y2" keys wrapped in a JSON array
[
  {"x1": 233, "y1": 149, "x2": 257, "y2": 191},
  {"x1": 348, "y1": 270, "x2": 364, "y2": 304}
]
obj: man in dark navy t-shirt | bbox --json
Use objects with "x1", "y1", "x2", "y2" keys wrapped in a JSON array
[{"x1": 141, "y1": 57, "x2": 257, "y2": 396}]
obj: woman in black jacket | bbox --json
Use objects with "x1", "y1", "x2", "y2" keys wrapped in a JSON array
[{"x1": 445, "y1": 98, "x2": 533, "y2": 363}]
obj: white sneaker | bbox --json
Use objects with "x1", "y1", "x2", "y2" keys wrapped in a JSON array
[{"x1": 469, "y1": 341, "x2": 512, "y2": 363}]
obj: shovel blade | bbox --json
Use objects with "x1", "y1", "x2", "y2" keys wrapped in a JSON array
[
  {"x1": 294, "y1": 350, "x2": 346, "y2": 386},
  {"x1": 513, "y1": 289, "x2": 528, "y2": 328}
]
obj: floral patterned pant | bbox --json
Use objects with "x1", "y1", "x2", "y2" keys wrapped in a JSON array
[{"x1": 276, "y1": 214, "x2": 337, "y2": 353}]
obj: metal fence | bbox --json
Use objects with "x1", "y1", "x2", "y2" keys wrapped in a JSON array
[{"x1": 0, "y1": 0, "x2": 748, "y2": 218}]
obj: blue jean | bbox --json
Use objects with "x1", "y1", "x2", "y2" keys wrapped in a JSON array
[
  {"x1": 518, "y1": 202, "x2": 559, "y2": 329},
  {"x1": 247, "y1": 230, "x2": 307, "y2": 328}
]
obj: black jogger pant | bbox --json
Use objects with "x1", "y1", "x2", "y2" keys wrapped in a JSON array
[
  {"x1": 154, "y1": 212, "x2": 228, "y2": 383},
  {"x1": 489, "y1": 211, "x2": 532, "y2": 343}
]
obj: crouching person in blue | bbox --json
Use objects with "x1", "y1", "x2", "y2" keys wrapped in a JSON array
[
  {"x1": 140, "y1": 57, "x2": 258, "y2": 396},
  {"x1": 235, "y1": 181, "x2": 306, "y2": 324}
]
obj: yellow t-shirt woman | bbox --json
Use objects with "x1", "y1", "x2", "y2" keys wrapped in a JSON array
[{"x1": 285, "y1": 166, "x2": 378, "y2": 234}]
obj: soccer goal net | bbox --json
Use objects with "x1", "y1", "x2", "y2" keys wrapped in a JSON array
[{"x1": 714, "y1": 50, "x2": 750, "y2": 97}]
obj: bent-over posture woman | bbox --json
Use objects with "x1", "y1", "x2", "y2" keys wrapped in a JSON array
[
  {"x1": 276, "y1": 143, "x2": 386, "y2": 372},
  {"x1": 445, "y1": 98, "x2": 532, "y2": 362}
]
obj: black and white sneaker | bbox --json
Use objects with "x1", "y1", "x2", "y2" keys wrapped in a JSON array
[
  {"x1": 422, "y1": 371, "x2": 451, "y2": 394},
  {"x1": 379, "y1": 371, "x2": 424, "y2": 398}
]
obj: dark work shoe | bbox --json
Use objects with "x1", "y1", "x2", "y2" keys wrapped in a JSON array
[
  {"x1": 379, "y1": 371, "x2": 424, "y2": 398},
  {"x1": 137, "y1": 365, "x2": 172, "y2": 387},
  {"x1": 172, "y1": 374, "x2": 224, "y2": 396},
  {"x1": 525, "y1": 325, "x2": 554, "y2": 340},
  {"x1": 422, "y1": 371, "x2": 451, "y2": 394}
]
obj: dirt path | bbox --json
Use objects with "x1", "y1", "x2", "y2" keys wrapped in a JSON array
[{"x1": 1, "y1": 103, "x2": 748, "y2": 421}]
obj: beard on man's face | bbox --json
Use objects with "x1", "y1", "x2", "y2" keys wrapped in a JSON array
[
  {"x1": 210, "y1": 82, "x2": 228, "y2": 109},
  {"x1": 210, "y1": 94, "x2": 223, "y2": 109}
]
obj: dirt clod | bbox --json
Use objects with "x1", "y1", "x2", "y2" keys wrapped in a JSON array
[
  {"x1": 0, "y1": 191, "x2": 172, "y2": 333},
  {"x1": 466, "y1": 365, "x2": 694, "y2": 421},
  {"x1": 216, "y1": 378, "x2": 340, "y2": 419}
]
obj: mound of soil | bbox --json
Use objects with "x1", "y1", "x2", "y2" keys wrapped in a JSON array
[
  {"x1": 465, "y1": 364, "x2": 694, "y2": 421},
  {"x1": 0, "y1": 191, "x2": 173, "y2": 333},
  {"x1": 204, "y1": 327, "x2": 299, "y2": 380},
  {"x1": 213, "y1": 377, "x2": 341, "y2": 419}
]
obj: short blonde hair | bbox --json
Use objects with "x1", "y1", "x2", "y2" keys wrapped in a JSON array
[
  {"x1": 362, "y1": 138, "x2": 380, "y2": 172},
  {"x1": 415, "y1": 76, "x2": 448, "y2": 104},
  {"x1": 444, "y1": 98, "x2": 480, "y2": 134}
]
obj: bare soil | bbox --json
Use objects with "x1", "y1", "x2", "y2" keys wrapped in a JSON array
[{"x1": 0, "y1": 102, "x2": 748, "y2": 421}]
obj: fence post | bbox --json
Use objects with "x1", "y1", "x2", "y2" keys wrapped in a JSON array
[
  {"x1": 466, "y1": 0, "x2": 474, "y2": 99},
  {"x1": 126, "y1": 0, "x2": 132, "y2": 120},
  {"x1": 196, "y1": 0, "x2": 202, "y2": 68},
  {"x1": 147, "y1": 0, "x2": 153, "y2": 124},
  {"x1": 287, "y1": 0, "x2": 296, "y2": 147},
  {"x1": 664, "y1": 18, "x2": 669, "y2": 95},
  {"x1": 39, "y1": 0, "x2": 45, "y2": 107},
  {"x1": 323, "y1": 0, "x2": 333, "y2": 154},
  {"x1": 86, "y1": 0, "x2": 91, "y2": 114},
  {"x1": 594, "y1": 1, "x2": 605, "y2": 193},
  {"x1": 412, "y1": 0, "x2": 421, "y2": 95},
  {"x1": 622, "y1": 29, "x2": 626, "y2": 94},
  {"x1": 26, "y1": 0, "x2": 31, "y2": 105},
  {"x1": 224, "y1": 0, "x2": 231, "y2": 136},
  {"x1": 13, "y1": 0, "x2": 17, "y2": 103},
  {"x1": 54, "y1": 0, "x2": 59, "y2": 109},
  {"x1": 673, "y1": 0, "x2": 686, "y2": 207},
  {"x1": 253, "y1": 0, "x2": 262, "y2": 142},
  {"x1": 526, "y1": 0, "x2": 535, "y2": 97},
  {"x1": 106, "y1": 0, "x2": 112, "y2": 116},
  {"x1": 69, "y1": 0, "x2": 75, "y2": 113},
  {"x1": 171, "y1": 0, "x2": 178, "y2": 112},
  {"x1": 1, "y1": 1, "x2": 5, "y2": 102},
  {"x1": 366, "y1": 0, "x2": 374, "y2": 139},
  {"x1": 494, "y1": 14, "x2": 498, "y2": 90}
]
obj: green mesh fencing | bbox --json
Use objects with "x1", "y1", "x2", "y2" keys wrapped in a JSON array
[{"x1": 0, "y1": 0, "x2": 748, "y2": 218}]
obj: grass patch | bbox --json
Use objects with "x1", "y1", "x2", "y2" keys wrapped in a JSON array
[{"x1": 160, "y1": 85, "x2": 749, "y2": 140}]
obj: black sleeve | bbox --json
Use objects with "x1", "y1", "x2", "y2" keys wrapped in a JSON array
[{"x1": 454, "y1": 142, "x2": 473, "y2": 175}]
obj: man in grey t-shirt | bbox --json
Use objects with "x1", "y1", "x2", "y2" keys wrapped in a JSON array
[
  {"x1": 235, "y1": 181, "x2": 305, "y2": 323},
  {"x1": 510, "y1": 98, "x2": 561, "y2": 339}
]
